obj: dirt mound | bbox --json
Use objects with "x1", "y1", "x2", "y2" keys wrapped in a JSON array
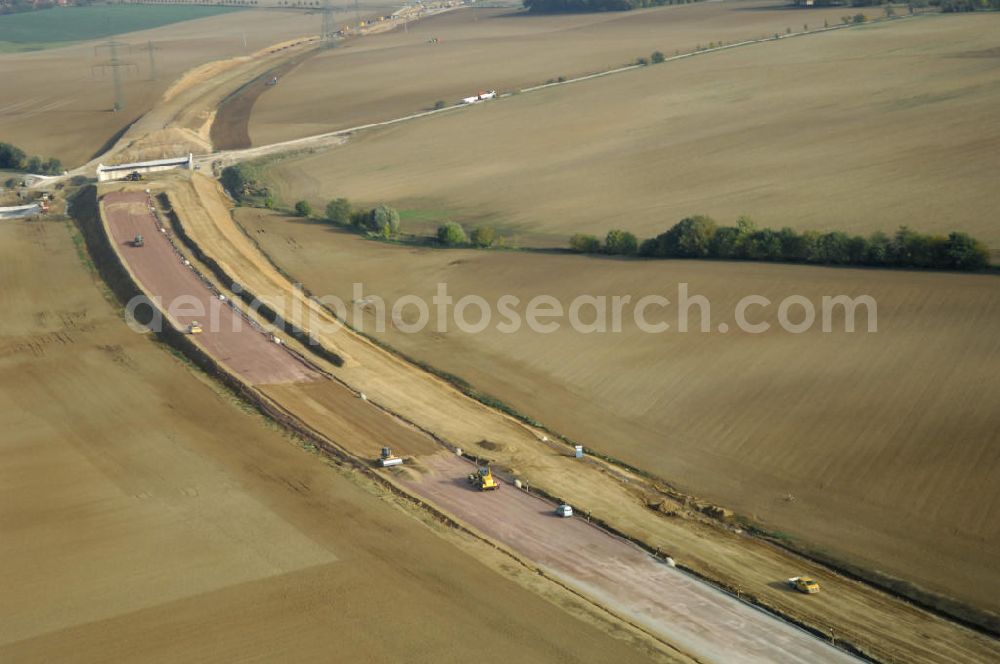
[
  {"x1": 477, "y1": 439, "x2": 505, "y2": 452},
  {"x1": 108, "y1": 128, "x2": 210, "y2": 164}
]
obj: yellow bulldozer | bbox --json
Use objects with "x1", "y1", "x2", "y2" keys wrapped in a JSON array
[
  {"x1": 467, "y1": 465, "x2": 500, "y2": 491},
  {"x1": 787, "y1": 576, "x2": 821, "y2": 594}
]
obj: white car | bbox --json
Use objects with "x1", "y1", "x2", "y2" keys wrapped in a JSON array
[{"x1": 555, "y1": 504, "x2": 573, "y2": 518}]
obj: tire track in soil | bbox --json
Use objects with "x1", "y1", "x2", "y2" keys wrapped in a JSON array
[{"x1": 210, "y1": 52, "x2": 318, "y2": 151}]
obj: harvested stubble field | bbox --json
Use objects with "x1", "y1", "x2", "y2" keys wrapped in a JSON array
[
  {"x1": 248, "y1": 0, "x2": 856, "y2": 144},
  {"x1": 261, "y1": 12, "x2": 1000, "y2": 257},
  {"x1": 236, "y1": 208, "x2": 1000, "y2": 619},
  {"x1": 0, "y1": 8, "x2": 321, "y2": 167},
  {"x1": 0, "y1": 216, "x2": 666, "y2": 663}
]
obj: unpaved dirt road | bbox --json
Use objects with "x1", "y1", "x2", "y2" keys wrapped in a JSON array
[
  {"x1": 403, "y1": 453, "x2": 859, "y2": 664},
  {"x1": 102, "y1": 190, "x2": 320, "y2": 384}
]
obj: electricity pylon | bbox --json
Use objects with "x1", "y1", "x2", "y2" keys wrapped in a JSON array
[
  {"x1": 146, "y1": 40, "x2": 158, "y2": 81},
  {"x1": 93, "y1": 40, "x2": 137, "y2": 112}
]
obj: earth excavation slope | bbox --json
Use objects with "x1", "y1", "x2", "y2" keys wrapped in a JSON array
[
  {"x1": 94, "y1": 170, "x2": 1000, "y2": 664},
  {"x1": 98, "y1": 180, "x2": 858, "y2": 664}
]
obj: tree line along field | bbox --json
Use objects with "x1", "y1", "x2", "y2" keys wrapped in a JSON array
[
  {"x1": 248, "y1": 1, "x2": 858, "y2": 145},
  {"x1": 236, "y1": 206, "x2": 1000, "y2": 619},
  {"x1": 0, "y1": 215, "x2": 665, "y2": 663},
  {"x1": 0, "y1": 9, "x2": 319, "y2": 166},
  {"x1": 261, "y1": 13, "x2": 1000, "y2": 259}
]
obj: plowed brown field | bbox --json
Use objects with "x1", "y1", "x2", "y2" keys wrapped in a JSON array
[
  {"x1": 0, "y1": 9, "x2": 316, "y2": 166},
  {"x1": 237, "y1": 208, "x2": 1000, "y2": 619},
  {"x1": 261, "y1": 12, "x2": 1000, "y2": 254},
  {"x1": 0, "y1": 215, "x2": 668, "y2": 663},
  {"x1": 249, "y1": 1, "x2": 857, "y2": 145}
]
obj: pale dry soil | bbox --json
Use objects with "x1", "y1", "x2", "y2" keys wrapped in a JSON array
[
  {"x1": 151, "y1": 171, "x2": 1000, "y2": 663},
  {"x1": 262, "y1": 13, "x2": 1000, "y2": 255},
  {"x1": 250, "y1": 1, "x2": 858, "y2": 145},
  {"x1": 0, "y1": 9, "x2": 318, "y2": 166},
  {"x1": 0, "y1": 215, "x2": 668, "y2": 663},
  {"x1": 240, "y1": 210, "x2": 1000, "y2": 619}
]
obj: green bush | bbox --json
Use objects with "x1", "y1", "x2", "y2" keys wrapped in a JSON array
[
  {"x1": 651, "y1": 50, "x2": 665, "y2": 64},
  {"x1": 368, "y1": 204, "x2": 401, "y2": 238},
  {"x1": 0, "y1": 143, "x2": 26, "y2": 170},
  {"x1": 649, "y1": 215, "x2": 717, "y2": 258},
  {"x1": 325, "y1": 198, "x2": 352, "y2": 225},
  {"x1": 0, "y1": 142, "x2": 61, "y2": 174},
  {"x1": 946, "y1": 232, "x2": 990, "y2": 270},
  {"x1": 471, "y1": 225, "x2": 497, "y2": 248},
  {"x1": 604, "y1": 229, "x2": 638, "y2": 256},
  {"x1": 437, "y1": 221, "x2": 467, "y2": 246},
  {"x1": 569, "y1": 233, "x2": 602, "y2": 253},
  {"x1": 294, "y1": 200, "x2": 313, "y2": 217},
  {"x1": 434, "y1": 100, "x2": 446, "y2": 110},
  {"x1": 220, "y1": 163, "x2": 269, "y2": 205}
]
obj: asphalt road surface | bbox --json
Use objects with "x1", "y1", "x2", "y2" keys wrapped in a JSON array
[{"x1": 403, "y1": 453, "x2": 860, "y2": 664}]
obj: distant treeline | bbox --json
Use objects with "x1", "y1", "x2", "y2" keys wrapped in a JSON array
[
  {"x1": 0, "y1": 142, "x2": 62, "y2": 176},
  {"x1": 938, "y1": 0, "x2": 1000, "y2": 10},
  {"x1": 570, "y1": 216, "x2": 992, "y2": 271},
  {"x1": 524, "y1": 0, "x2": 699, "y2": 13}
]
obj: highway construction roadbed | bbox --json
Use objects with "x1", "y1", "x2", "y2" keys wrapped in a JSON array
[
  {"x1": 102, "y1": 191, "x2": 320, "y2": 385},
  {"x1": 403, "y1": 453, "x2": 858, "y2": 664}
]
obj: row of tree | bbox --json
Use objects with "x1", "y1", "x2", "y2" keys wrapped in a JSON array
[
  {"x1": 570, "y1": 216, "x2": 992, "y2": 271},
  {"x1": 436, "y1": 221, "x2": 498, "y2": 248},
  {"x1": 320, "y1": 197, "x2": 499, "y2": 247},
  {"x1": 0, "y1": 142, "x2": 62, "y2": 176},
  {"x1": 937, "y1": 0, "x2": 1000, "y2": 10},
  {"x1": 524, "y1": 0, "x2": 698, "y2": 12}
]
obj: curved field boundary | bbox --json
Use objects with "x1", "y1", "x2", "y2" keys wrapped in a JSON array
[
  {"x1": 79, "y1": 180, "x2": 863, "y2": 663},
  {"x1": 67, "y1": 183, "x2": 701, "y2": 662},
  {"x1": 164, "y1": 185, "x2": 922, "y2": 662},
  {"x1": 204, "y1": 13, "x2": 926, "y2": 169}
]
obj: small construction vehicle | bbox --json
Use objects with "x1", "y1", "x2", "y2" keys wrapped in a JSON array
[
  {"x1": 132, "y1": 233, "x2": 144, "y2": 248},
  {"x1": 378, "y1": 447, "x2": 403, "y2": 467},
  {"x1": 787, "y1": 576, "x2": 821, "y2": 594},
  {"x1": 187, "y1": 321, "x2": 203, "y2": 334},
  {"x1": 467, "y1": 465, "x2": 500, "y2": 491}
]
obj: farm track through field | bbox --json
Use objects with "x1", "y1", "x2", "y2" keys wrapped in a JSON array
[{"x1": 202, "y1": 13, "x2": 919, "y2": 170}]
